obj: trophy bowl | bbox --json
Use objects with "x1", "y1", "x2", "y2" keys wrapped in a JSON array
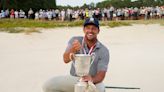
[{"x1": 73, "y1": 54, "x2": 95, "y2": 77}]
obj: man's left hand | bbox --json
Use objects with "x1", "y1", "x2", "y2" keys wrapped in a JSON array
[{"x1": 82, "y1": 75, "x2": 93, "y2": 82}]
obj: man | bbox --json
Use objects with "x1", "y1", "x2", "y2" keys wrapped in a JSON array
[
  {"x1": 43, "y1": 17, "x2": 110, "y2": 92},
  {"x1": 28, "y1": 8, "x2": 34, "y2": 19}
]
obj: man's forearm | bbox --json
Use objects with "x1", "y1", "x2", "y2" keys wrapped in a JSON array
[
  {"x1": 63, "y1": 48, "x2": 75, "y2": 63},
  {"x1": 92, "y1": 71, "x2": 106, "y2": 84},
  {"x1": 63, "y1": 52, "x2": 71, "y2": 63}
]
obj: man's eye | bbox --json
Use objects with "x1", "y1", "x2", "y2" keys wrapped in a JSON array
[{"x1": 86, "y1": 27, "x2": 90, "y2": 29}]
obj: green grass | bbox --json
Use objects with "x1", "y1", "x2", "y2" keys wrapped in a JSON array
[
  {"x1": 0, "y1": 19, "x2": 84, "y2": 33},
  {"x1": 0, "y1": 19, "x2": 164, "y2": 33},
  {"x1": 0, "y1": 19, "x2": 84, "y2": 28},
  {"x1": 100, "y1": 19, "x2": 164, "y2": 27},
  {"x1": 101, "y1": 21, "x2": 132, "y2": 27},
  {"x1": 119, "y1": 19, "x2": 164, "y2": 25}
]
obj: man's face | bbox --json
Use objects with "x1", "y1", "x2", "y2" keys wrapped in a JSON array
[{"x1": 83, "y1": 24, "x2": 99, "y2": 41}]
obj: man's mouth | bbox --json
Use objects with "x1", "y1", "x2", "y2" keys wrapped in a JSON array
[
  {"x1": 86, "y1": 33, "x2": 95, "y2": 40},
  {"x1": 87, "y1": 32, "x2": 94, "y2": 36},
  {"x1": 88, "y1": 33, "x2": 93, "y2": 36}
]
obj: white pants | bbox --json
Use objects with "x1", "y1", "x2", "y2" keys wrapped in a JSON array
[{"x1": 43, "y1": 75, "x2": 105, "y2": 92}]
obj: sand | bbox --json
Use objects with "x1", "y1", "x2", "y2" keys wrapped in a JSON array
[{"x1": 0, "y1": 24, "x2": 164, "y2": 92}]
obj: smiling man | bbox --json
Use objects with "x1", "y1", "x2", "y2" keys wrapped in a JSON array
[{"x1": 43, "y1": 17, "x2": 110, "y2": 92}]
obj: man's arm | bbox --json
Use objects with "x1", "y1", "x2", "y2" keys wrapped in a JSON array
[
  {"x1": 82, "y1": 71, "x2": 106, "y2": 84},
  {"x1": 92, "y1": 71, "x2": 106, "y2": 84},
  {"x1": 63, "y1": 39, "x2": 82, "y2": 63},
  {"x1": 63, "y1": 47, "x2": 75, "y2": 63},
  {"x1": 82, "y1": 47, "x2": 109, "y2": 84}
]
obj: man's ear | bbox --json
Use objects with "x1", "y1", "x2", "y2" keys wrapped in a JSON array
[{"x1": 98, "y1": 29, "x2": 100, "y2": 34}]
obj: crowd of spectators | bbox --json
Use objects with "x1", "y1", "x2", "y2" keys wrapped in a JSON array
[{"x1": 0, "y1": 6, "x2": 164, "y2": 21}]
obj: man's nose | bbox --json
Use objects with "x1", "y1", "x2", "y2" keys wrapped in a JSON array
[{"x1": 87, "y1": 28, "x2": 94, "y2": 32}]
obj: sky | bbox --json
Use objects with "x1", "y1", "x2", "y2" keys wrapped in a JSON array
[{"x1": 56, "y1": 0, "x2": 105, "y2": 7}]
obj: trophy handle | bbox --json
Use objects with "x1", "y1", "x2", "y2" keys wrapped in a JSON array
[
  {"x1": 69, "y1": 53, "x2": 75, "y2": 61},
  {"x1": 87, "y1": 81, "x2": 98, "y2": 92},
  {"x1": 69, "y1": 53, "x2": 76, "y2": 66},
  {"x1": 90, "y1": 53, "x2": 95, "y2": 65}
]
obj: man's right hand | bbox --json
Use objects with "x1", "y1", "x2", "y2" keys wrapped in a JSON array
[
  {"x1": 70, "y1": 39, "x2": 82, "y2": 53},
  {"x1": 63, "y1": 39, "x2": 82, "y2": 63}
]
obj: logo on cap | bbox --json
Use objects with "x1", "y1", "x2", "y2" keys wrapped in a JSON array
[{"x1": 89, "y1": 17, "x2": 94, "y2": 23}]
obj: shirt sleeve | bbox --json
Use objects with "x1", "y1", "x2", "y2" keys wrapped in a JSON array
[
  {"x1": 65, "y1": 37, "x2": 75, "y2": 52},
  {"x1": 97, "y1": 48, "x2": 110, "y2": 72}
]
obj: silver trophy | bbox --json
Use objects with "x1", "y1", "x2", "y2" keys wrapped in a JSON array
[
  {"x1": 72, "y1": 54, "x2": 96, "y2": 92},
  {"x1": 73, "y1": 54, "x2": 95, "y2": 76}
]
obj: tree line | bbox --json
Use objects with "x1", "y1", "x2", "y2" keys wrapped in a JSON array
[
  {"x1": 58, "y1": 0, "x2": 164, "y2": 9},
  {"x1": 0, "y1": 0, "x2": 56, "y2": 12},
  {"x1": 0, "y1": 0, "x2": 164, "y2": 12},
  {"x1": 96, "y1": 0, "x2": 164, "y2": 8}
]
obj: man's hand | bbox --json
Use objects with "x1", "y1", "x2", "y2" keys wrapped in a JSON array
[
  {"x1": 81, "y1": 71, "x2": 106, "y2": 84},
  {"x1": 70, "y1": 39, "x2": 82, "y2": 53},
  {"x1": 82, "y1": 75, "x2": 93, "y2": 82},
  {"x1": 63, "y1": 39, "x2": 81, "y2": 63}
]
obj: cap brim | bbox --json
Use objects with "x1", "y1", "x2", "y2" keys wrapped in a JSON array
[{"x1": 84, "y1": 23, "x2": 99, "y2": 28}]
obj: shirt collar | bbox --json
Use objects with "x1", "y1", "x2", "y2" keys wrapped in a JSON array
[{"x1": 95, "y1": 40, "x2": 101, "y2": 49}]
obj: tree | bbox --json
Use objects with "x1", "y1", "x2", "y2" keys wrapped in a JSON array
[
  {"x1": 89, "y1": 2, "x2": 95, "y2": 9},
  {"x1": 81, "y1": 3, "x2": 89, "y2": 9},
  {"x1": 0, "y1": 0, "x2": 56, "y2": 11}
]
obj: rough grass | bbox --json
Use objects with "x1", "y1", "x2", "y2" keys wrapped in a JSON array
[
  {"x1": 0, "y1": 19, "x2": 84, "y2": 33},
  {"x1": 0, "y1": 19, "x2": 163, "y2": 33},
  {"x1": 100, "y1": 19, "x2": 164, "y2": 27},
  {"x1": 0, "y1": 19, "x2": 84, "y2": 28}
]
